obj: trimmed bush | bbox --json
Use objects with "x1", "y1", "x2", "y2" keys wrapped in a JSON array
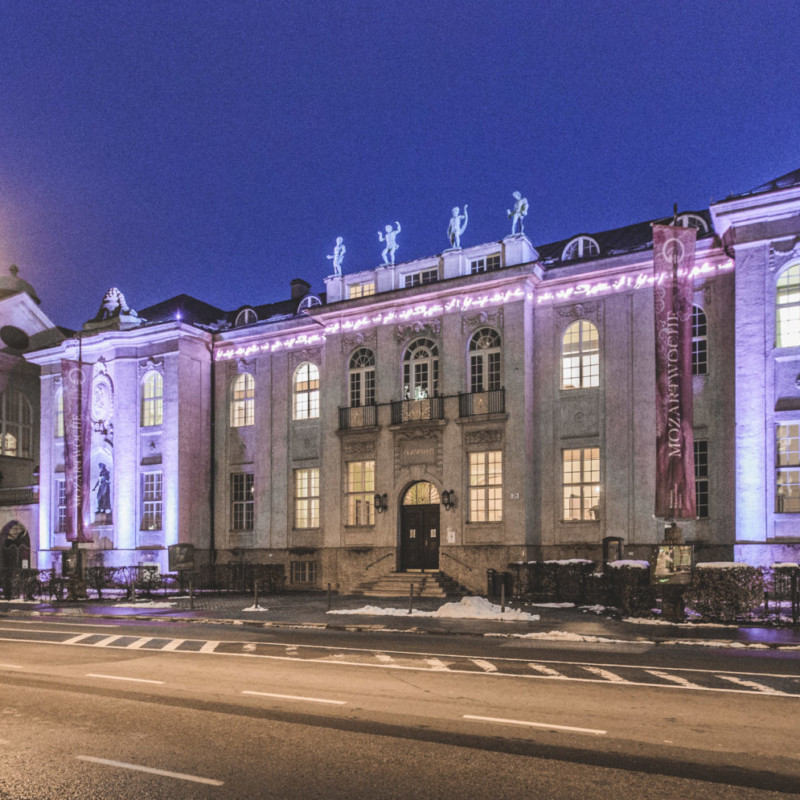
[
  {"x1": 685, "y1": 563, "x2": 764, "y2": 622},
  {"x1": 521, "y1": 560, "x2": 597, "y2": 604},
  {"x1": 605, "y1": 562, "x2": 655, "y2": 617}
]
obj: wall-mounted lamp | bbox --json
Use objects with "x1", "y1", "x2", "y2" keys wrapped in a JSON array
[
  {"x1": 441, "y1": 490, "x2": 456, "y2": 511},
  {"x1": 374, "y1": 492, "x2": 388, "y2": 514}
]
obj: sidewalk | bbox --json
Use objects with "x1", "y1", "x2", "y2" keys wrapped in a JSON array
[{"x1": 3, "y1": 592, "x2": 800, "y2": 650}]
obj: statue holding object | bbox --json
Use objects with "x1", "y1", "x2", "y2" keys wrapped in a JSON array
[{"x1": 378, "y1": 222, "x2": 401, "y2": 265}]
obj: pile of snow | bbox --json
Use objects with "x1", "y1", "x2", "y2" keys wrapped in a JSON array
[
  {"x1": 607, "y1": 560, "x2": 650, "y2": 569},
  {"x1": 328, "y1": 596, "x2": 540, "y2": 621},
  {"x1": 488, "y1": 630, "x2": 633, "y2": 644},
  {"x1": 113, "y1": 600, "x2": 175, "y2": 608},
  {"x1": 243, "y1": 604, "x2": 268, "y2": 612},
  {"x1": 695, "y1": 562, "x2": 748, "y2": 569}
]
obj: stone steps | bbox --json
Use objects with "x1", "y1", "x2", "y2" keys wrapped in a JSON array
[{"x1": 354, "y1": 571, "x2": 469, "y2": 599}]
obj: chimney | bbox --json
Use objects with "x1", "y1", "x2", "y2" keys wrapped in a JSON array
[{"x1": 291, "y1": 278, "x2": 311, "y2": 300}]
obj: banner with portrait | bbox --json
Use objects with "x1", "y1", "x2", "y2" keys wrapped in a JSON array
[{"x1": 61, "y1": 359, "x2": 93, "y2": 542}]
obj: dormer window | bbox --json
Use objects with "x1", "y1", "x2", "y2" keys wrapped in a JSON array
[
  {"x1": 470, "y1": 254, "x2": 501, "y2": 274},
  {"x1": 235, "y1": 308, "x2": 257, "y2": 327},
  {"x1": 404, "y1": 268, "x2": 438, "y2": 288},
  {"x1": 675, "y1": 214, "x2": 709, "y2": 234},
  {"x1": 562, "y1": 236, "x2": 600, "y2": 262},
  {"x1": 297, "y1": 295, "x2": 322, "y2": 312}
]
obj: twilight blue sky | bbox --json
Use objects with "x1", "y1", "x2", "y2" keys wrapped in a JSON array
[{"x1": 2, "y1": 0, "x2": 799, "y2": 330}]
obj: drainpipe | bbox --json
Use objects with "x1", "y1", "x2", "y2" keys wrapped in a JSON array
[{"x1": 209, "y1": 343, "x2": 217, "y2": 576}]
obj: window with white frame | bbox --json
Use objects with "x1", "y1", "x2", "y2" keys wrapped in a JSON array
[
  {"x1": 230, "y1": 473, "x2": 254, "y2": 530},
  {"x1": 403, "y1": 338, "x2": 438, "y2": 399},
  {"x1": 295, "y1": 468, "x2": 319, "y2": 528},
  {"x1": 349, "y1": 349, "x2": 375, "y2": 407},
  {"x1": 141, "y1": 371, "x2": 163, "y2": 428},
  {"x1": 776, "y1": 424, "x2": 800, "y2": 513},
  {"x1": 469, "y1": 328, "x2": 502, "y2": 393},
  {"x1": 348, "y1": 281, "x2": 376, "y2": 299},
  {"x1": 235, "y1": 308, "x2": 257, "y2": 327},
  {"x1": 141, "y1": 472, "x2": 163, "y2": 530},
  {"x1": 562, "y1": 236, "x2": 600, "y2": 261},
  {"x1": 291, "y1": 561, "x2": 317, "y2": 583},
  {"x1": 293, "y1": 362, "x2": 320, "y2": 420},
  {"x1": 0, "y1": 390, "x2": 32, "y2": 458},
  {"x1": 469, "y1": 451, "x2": 503, "y2": 522},
  {"x1": 675, "y1": 213, "x2": 709, "y2": 234},
  {"x1": 404, "y1": 268, "x2": 438, "y2": 288},
  {"x1": 470, "y1": 254, "x2": 501, "y2": 274},
  {"x1": 561, "y1": 320, "x2": 599, "y2": 389},
  {"x1": 55, "y1": 479, "x2": 66, "y2": 533},
  {"x1": 776, "y1": 263, "x2": 800, "y2": 348},
  {"x1": 346, "y1": 460, "x2": 375, "y2": 526},
  {"x1": 694, "y1": 440, "x2": 709, "y2": 518},
  {"x1": 55, "y1": 390, "x2": 64, "y2": 439},
  {"x1": 692, "y1": 305, "x2": 708, "y2": 376},
  {"x1": 230, "y1": 373, "x2": 255, "y2": 427},
  {"x1": 562, "y1": 447, "x2": 600, "y2": 521}
]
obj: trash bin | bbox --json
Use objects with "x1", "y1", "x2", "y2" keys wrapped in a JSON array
[
  {"x1": 486, "y1": 568, "x2": 496, "y2": 596},
  {"x1": 488, "y1": 570, "x2": 512, "y2": 597}
]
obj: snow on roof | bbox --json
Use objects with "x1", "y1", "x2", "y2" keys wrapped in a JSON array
[
  {"x1": 695, "y1": 562, "x2": 750, "y2": 569},
  {"x1": 607, "y1": 560, "x2": 650, "y2": 569}
]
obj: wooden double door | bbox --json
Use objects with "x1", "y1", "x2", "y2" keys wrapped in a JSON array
[{"x1": 400, "y1": 503, "x2": 440, "y2": 571}]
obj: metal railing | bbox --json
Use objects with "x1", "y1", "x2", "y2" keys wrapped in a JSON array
[
  {"x1": 338, "y1": 404, "x2": 378, "y2": 430},
  {"x1": 0, "y1": 487, "x2": 38, "y2": 507},
  {"x1": 458, "y1": 388, "x2": 505, "y2": 417},
  {"x1": 390, "y1": 396, "x2": 444, "y2": 425}
]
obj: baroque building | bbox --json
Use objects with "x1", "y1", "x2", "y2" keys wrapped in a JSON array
[{"x1": 10, "y1": 169, "x2": 800, "y2": 593}]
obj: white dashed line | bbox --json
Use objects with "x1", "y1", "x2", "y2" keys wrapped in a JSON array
[
  {"x1": 472, "y1": 659, "x2": 498, "y2": 673},
  {"x1": 528, "y1": 663, "x2": 566, "y2": 678},
  {"x1": 76, "y1": 756, "x2": 223, "y2": 786},
  {"x1": 0, "y1": 664, "x2": 22, "y2": 670},
  {"x1": 242, "y1": 690, "x2": 346, "y2": 705},
  {"x1": 87, "y1": 673, "x2": 165, "y2": 685},
  {"x1": 646, "y1": 670, "x2": 703, "y2": 689},
  {"x1": 375, "y1": 653, "x2": 395, "y2": 663},
  {"x1": 716, "y1": 675, "x2": 788, "y2": 695},
  {"x1": 425, "y1": 657, "x2": 450, "y2": 671},
  {"x1": 463, "y1": 714, "x2": 606, "y2": 736}
]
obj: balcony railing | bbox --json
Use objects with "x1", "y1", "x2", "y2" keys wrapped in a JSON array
[
  {"x1": 339, "y1": 404, "x2": 378, "y2": 430},
  {"x1": 0, "y1": 487, "x2": 38, "y2": 507},
  {"x1": 458, "y1": 388, "x2": 505, "y2": 417},
  {"x1": 390, "y1": 396, "x2": 444, "y2": 425}
]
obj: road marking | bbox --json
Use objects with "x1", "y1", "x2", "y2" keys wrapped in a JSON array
[
  {"x1": 583, "y1": 666, "x2": 629, "y2": 683},
  {"x1": 93, "y1": 635, "x2": 123, "y2": 647},
  {"x1": 199, "y1": 640, "x2": 219, "y2": 653},
  {"x1": 0, "y1": 664, "x2": 23, "y2": 670},
  {"x1": 76, "y1": 756, "x2": 223, "y2": 786},
  {"x1": 242, "y1": 690, "x2": 346, "y2": 705},
  {"x1": 126, "y1": 637, "x2": 151, "y2": 649},
  {"x1": 161, "y1": 639, "x2": 185, "y2": 652},
  {"x1": 528, "y1": 663, "x2": 566, "y2": 678},
  {"x1": 0, "y1": 621, "x2": 120, "y2": 628},
  {"x1": 375, "y1": 653, "x2": 394, "y2": 663},
  {"x1": 63, "y1": 633, "x2": 95, "y2": 645},
  {"x1": 87, "y1": 673, "x2": 165, "y2": 685},
  {"x1": 716, "y1": 675, "x2": 788, "y2": 695},
  {"x1": 425, "y1": 657, "x2": 450, "y2": 671},
  {"x1": 646, "y1": 670, "x2": 702, "y2": 689},
  {"x1": 463, "y1": 714, "x2": 606, "y2": 736},
  {"x1": 472, "y1": 659, "x2": 498, "y2": 673}
]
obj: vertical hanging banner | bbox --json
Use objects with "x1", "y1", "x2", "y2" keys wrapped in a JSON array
[
  {"x1": 61, "y1": 359, "x2": 94, "y2": 542},
  {"x1": 653, "y1": 223, "x2": 697, "y2": 520}
]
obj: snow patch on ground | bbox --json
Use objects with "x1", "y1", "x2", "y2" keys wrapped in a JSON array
[
  {"x1": 528, "y1": 602, "x2": 575, "y2": 608},
  {"x1": 112, "y1": 601, "x2": 175, "y2": 608},
  {"x1": 242, "y1": 604, "x2": 268, "y2": 612},
  {"x1": 623, "y1": 617, "x2": 736, "y2": 628},
  {"x1": 487, "y1": 630, "x2": 636, "y2": 644},
  {"x1": 328, "y1": 596, "x2": 540, "y2": 621}
]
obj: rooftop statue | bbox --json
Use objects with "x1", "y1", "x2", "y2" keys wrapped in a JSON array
[
  {"x1": 326, "y1": 236, "x2": 346, "y2": 275},
  {"x1": 447, "y1": 205, "x2": 468, "y2": 248},
  {"x1": 378, "y1": 221, "x2": 401, "y2": 265},
  {"x1": 94, "y1": 287, "x2": 137, "y2": 321},
  {"x1": 507, "y1": 191, "x2": 529, "y2": 235}
]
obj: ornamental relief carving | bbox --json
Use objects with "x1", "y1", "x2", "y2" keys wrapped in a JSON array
[
  {"x1": 342, "y1": 439, "x2": 376, "y2": 457},
  {"x1": 341, "y1": 330, "x2": 377, "y2": 354},
  {"x1": 461, "y1": 308, "x2": 504, "y2": 335},
  {"x1": 231, "y1": 358, "x2": 255, "y2": 376},
  {"x1": 555, "y1": 301, "x2": 603, "y2": 323},
  {"x1": 769, "y1": 239, "x2": 800, "y2": 273},
  {"x1": 393, "y1": 429, "x2": 442, "y2": 475},
  {"x1": 289, "y1": 348, "x2": 321, "y2": 370},
  {"x1": 138, "y1": 356, "x2": 164, "y2": 376},
  {"x1": 464, "y1": 428, "x2": 503, "y2": 446},
  {"x1": 393, "y1": 319, "x2": 441, "y2": 343}
]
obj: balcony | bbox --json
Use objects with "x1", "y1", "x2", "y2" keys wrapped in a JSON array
[
  {"x1": 0, "y1": 486, "x2": 39, "y2": 507},
  {"x1": 339, "y1": 404, "x2": 378, "y2": 430},
  {"x1": 458, "y1": 389, "x2": 505, "y2": 417},
  {"x1": 391, "y1": 396, "x2": 444, "y2": 425}
]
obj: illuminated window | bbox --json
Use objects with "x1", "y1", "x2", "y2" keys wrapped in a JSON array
[
  {"x1": 0, "y1": 390, "x2": 32, "y2": 458},
  {"x1": 141, "y1": 472, "x2": 163, "y2": 531},
  {"x1": 231, "y1": 473, "x2": 254, "y2": 530},
  {"x1": 403, "y1": 338, "x2": 438, "y2": 399},
  {"x1": 562, "y1": 448, "x2": 600, "y2": 521},
  {"x1": 235, "y1": 308, "x2": 257, "y2": 327},
  {"x1": 776, "y1": 424, "x2": 800, "y2": 513},
  {"x1": 55, "y1": 390, "x2": 64, "y2": 439},
  {"x1": 141, "y1": 371, "x2": 163, "y2": 428},
  {"x1": 695, "y1": 440, "x2": 709, "y2": 519},
  {"x1": 293, "y1": 362, "x2": 319, "y2": 420},
  {"x1": 230, "y1": 373, "x2": 255, "y2": 427},
  {"x1": 776, "y1": 263, "x2": 800, "y2": 348},
  {"x1": 470, "y1": 254, "x2": 501, "y2": 274},
  {"x1": 295, "y1": 468, "x2": 319, "y2": 528},
  {"x1": 562, "y1": 236, "x2": 600, "y2": 261},
  {"x1": 404, "y1": 268, "x2": 438, "y2": 288},
  {"x1": 561, "y1": 320, "x2": 599, "y2": 389},
  {"x1": 349, "y1": 348, "x2": 375, "y2": 407},
  {"x1": 469, "y1": 328, "x2": 502, "y2": 393},
  {"x1": 348, "y1": 282, "x2": 376, "y2": 299},
  {"x1": 346, "y1": 460, "x2": 375, "y2": 526},
  {"x1": 291, "y1": 561, "x2": 317, "y2": 583},
  {"x1": 55, "y1": 479, "x2": 66, "y2": 533},
  {"x1": 692, "y1": 306, "x2": 708, "y2": 376},
  {"x1": 469, "y1": 451, "x2": 503, "y2": 522}
]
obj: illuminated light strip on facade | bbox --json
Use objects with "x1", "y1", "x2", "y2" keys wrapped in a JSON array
[{"x1": 535, "y1": 259, "x2": 734, "y2": 305}]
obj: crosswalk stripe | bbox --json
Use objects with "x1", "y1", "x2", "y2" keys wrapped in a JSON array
[
  {"x1": 63, "y1": 633, "x2": 94, "y2": 645},
  {"x1": 716, "y1": 675, "x2": 787, "y2": 695},
  {"x1": 528, "y1": 663, "x2": 565, "y2": 678},
  {"x1": 583, "y1": 666, "x2": 628, "y2": 683},
  {"x1": 126, "y1": 638, "x2": 151, "y2": 650},
  {"x1": 161, "y1": 640, "x2": 185, "y2": 652},
  {"x1": 93, "y1": 635, "x2": 123, "y2": 647},
  {"x1": 425, "y1": 657, "x2": 449, "y2": 671},
  {"x1": 375, "y1": 653, "x2": 394, "y2": 663},
  {"x1": 199, "y1": 641, "x2": 219, "y2": 654},
  {"x1": 472, "y1": 659, "x2": 498, "y2": 673},
  {"x1": 646, "y1": 670, "x2": 702, "y2": 689}
]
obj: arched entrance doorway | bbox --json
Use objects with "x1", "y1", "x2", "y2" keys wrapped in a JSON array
[{"x1": 400, "y1": 482, "x2": 440, "y2": 571}]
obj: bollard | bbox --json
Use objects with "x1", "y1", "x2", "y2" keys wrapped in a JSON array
[
  {"x1": 189, "y1": 577, "x2": 194, "y2": 610},
  {"x1": 501, "y1": 581, "x2": 505, "y2": 613},
  {"x1": 254, "y1": 578, "x2": 259, "y2": 609},
  {"x1": 408, "y1": 582, "x2": 414, "y2": 614},
  {"x1": 327, "y1": 582, "x2": 332, "y2": 611}
]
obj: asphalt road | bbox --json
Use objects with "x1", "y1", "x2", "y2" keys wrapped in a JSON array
[{"x1": 0, "y1": 618, "x2": 798, "y2": 799}]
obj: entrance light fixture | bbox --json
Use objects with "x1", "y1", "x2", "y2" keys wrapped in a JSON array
[
  {"x1": 374, "y1": 492, "x2": 388, "y2": 514},
  {"x1": 442, "y1": 490, "x2": 455, "y2": 511}
]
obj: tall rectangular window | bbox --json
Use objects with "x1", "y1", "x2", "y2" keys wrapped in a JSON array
[
  {"x1": 404, "y1": 268, "x2": 438, "y2": 288},
  {"x1": 231, "y1": 473, "x2": 254, "y2": 530},
  {"x1": 295, "y1": 468, "x2": 319, "y2": 528},
  {"x1": 141, "y1": 371, "x2": 163, "y2": 427},
  {"x1": 55, "y1": 479, "x2": 66, "y2": 533},
  {"x1": 346, "y1": 461, "x2": 375, "y2": 526},
  {"x1": 470, "y1": 254, "x2": 501, "y2": 274},
  {"x1": 348, "y1": 282, "x2": 376, "y2": 299},
  {"x1": 776, "y1": 424, "x2": 800, "y2": 512},
  {"x1": 694, "y1": 440, "x2": 709, "y2": 518},
  {"x1": 469, "y1": 451, "x2": 503, "y2": 522},
  {"x1": 141, "y1": 472, "x2": 163, "y2": 530},
  {"x1": 291, "y1": 561, "x2": 317, "y2": 583},
  {"x1": 562, "y1": 447, "x2": 601, "y2": 521}
]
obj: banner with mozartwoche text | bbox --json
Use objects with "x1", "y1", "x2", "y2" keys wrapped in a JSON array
[
  {"x1": 61, "y1": 359, "x2": 93, "y2": 542},
  {"x1": 653, "y1": 223, "x2": 697, "y2": 520}
]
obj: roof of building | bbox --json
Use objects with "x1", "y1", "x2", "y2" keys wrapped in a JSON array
[
  {"x1": 138, "y1": 294, "x2": 226, "y2": 327},
  {"x1": 722, "y1": 167, "x2": 800, "y2": 201}
]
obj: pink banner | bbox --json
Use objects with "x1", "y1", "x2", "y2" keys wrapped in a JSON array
[
  {"x1": 653, "y1": 224, "x2": 697, "y2": 520},
  {"x1": 61, "y1": 359, "x2": 93, "y2": 542}
]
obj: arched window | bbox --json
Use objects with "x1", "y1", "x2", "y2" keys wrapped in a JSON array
[
  {"x1": 469, "y1": 328, "x2": 502, "y2": 393},
  {"x1": 230, "y1": 373, "x2": 255, "y2": 427},
  {"x1": 141, "y1": 371, "x2": 163, "y2": 428},
  {"x1": 562, "y1": 236, "x2": 600, "y2": 262},
  {"x1": 0, "y1": 390, "x2": 32, "y2": 458},
  {"x1": 561, "y1": 320, "x2": 599, "y2": 389},
  {"x1": 403, "y1": 338, "x2": 438, "y2": 400},
  {"x1": 675, "y1": 213, "x2": 709, "y2": 234},
  {"x1": 235, "y1": 308, "x2": 257, "y2": 327},
  {"x1": 293, "y1": 362, "x2": 320, "y2": 420},
  {"x1": 402, "y1": 481, "x2": 441, "y2": 505},
  {"x1": 776, "y1": 263, "x2": 800, "y2": 348},
  {"x1": 692, "y1": 305, "x2": 708, "y2": 375},
  {"x1": 55, "y1": 389, "x2": 64, "y2": 439},
  {"x1": 349, "y1": 348, "x2": 375, "y2": 407}
]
